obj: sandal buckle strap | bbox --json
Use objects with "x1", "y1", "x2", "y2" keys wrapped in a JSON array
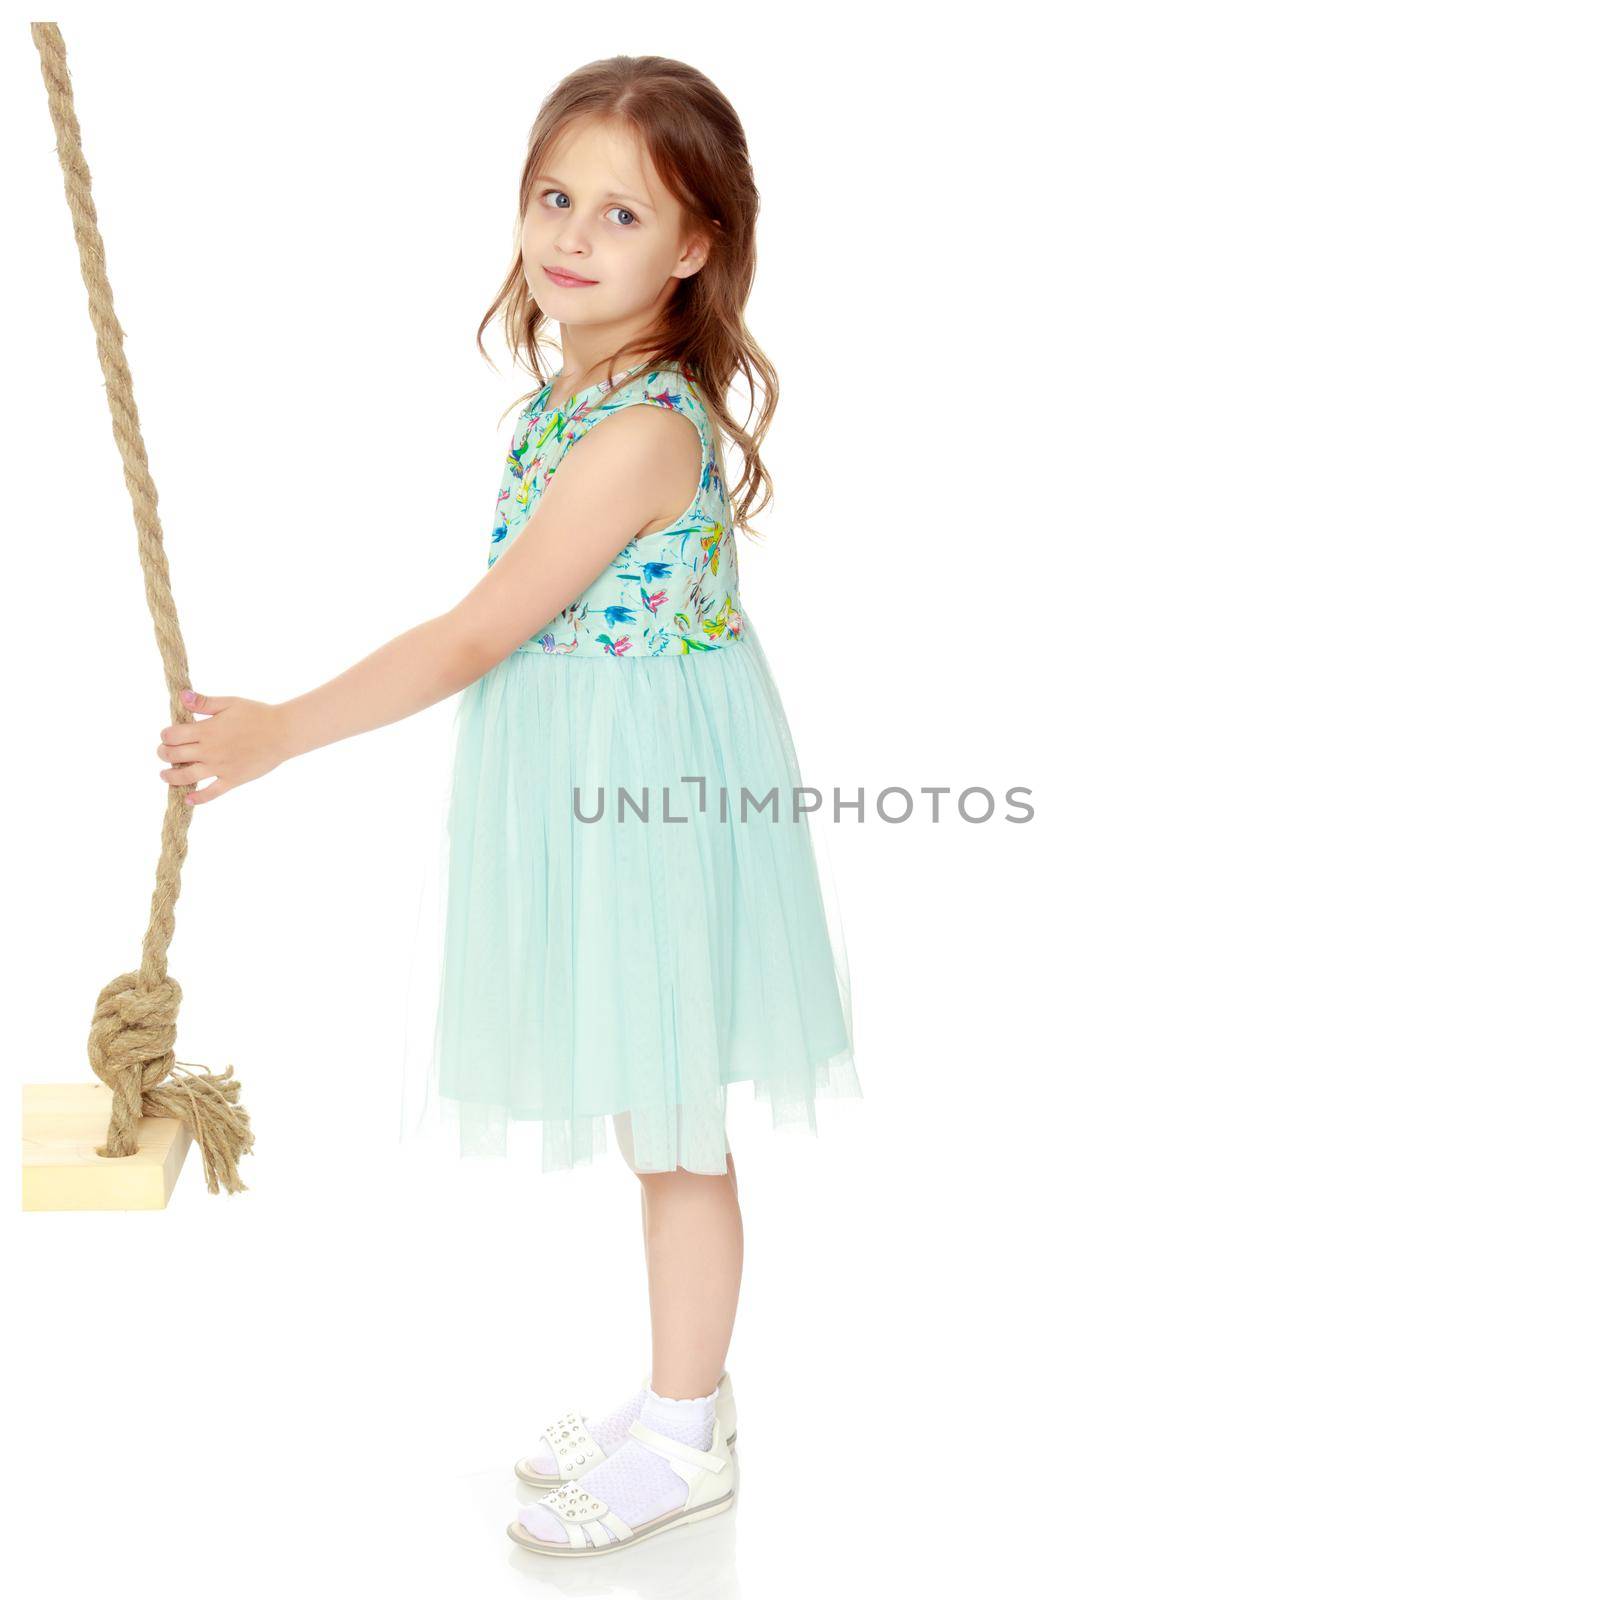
[{"x1": 627, "y1": 1419, "x2": 728, "y2": 1473}]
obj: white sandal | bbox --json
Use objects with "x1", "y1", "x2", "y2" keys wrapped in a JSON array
[
  {"x1": 513, "y1": 1368, "x2": 736, "y2": 1487},
  {"x1": 508, "y1": 1409, "x2": 739, "y2": 1555}
]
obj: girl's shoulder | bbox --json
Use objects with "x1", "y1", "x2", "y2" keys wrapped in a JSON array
[
  {"x1": 570, "y1": 362, "x2": 720, "y2": 482},
  {"x1": 605, "y1": 360, "x2": 714, "y2": 427}
]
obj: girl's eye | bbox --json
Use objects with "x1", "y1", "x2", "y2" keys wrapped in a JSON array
[{"x1": 539, "y1": 189, "x2": 638, "y2": 227}]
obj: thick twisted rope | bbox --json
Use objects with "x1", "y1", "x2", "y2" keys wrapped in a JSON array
[{"x1": 32, "y1": 23, "x2": 254, "y2": 1195}]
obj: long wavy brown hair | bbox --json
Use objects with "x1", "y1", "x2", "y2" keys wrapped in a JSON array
[{"x1": 477, "y1": 56, "x2": 778, "y2": 540}]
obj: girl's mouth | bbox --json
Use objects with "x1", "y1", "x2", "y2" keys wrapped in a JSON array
[{"x1": 544, "y1": 266, "x2": 598, "y2": 287}]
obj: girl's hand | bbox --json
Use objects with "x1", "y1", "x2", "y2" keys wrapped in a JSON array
[{"x1": 156, "y1": 689, "x2": 290, "y2": 807}]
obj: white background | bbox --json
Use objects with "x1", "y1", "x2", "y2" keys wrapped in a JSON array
[{"x1": 4, "y1": 4, "x2": 1597, "y2": 1596}]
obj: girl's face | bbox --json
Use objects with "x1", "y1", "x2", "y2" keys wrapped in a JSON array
[{"x1": 522, "y1": 118, "x2": 708, "y2": 340}]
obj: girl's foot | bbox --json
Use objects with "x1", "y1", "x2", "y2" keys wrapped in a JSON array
[
  {"x1": 514, "y1": 1367, "x2": 735, "y2": 1486},
  {"x1": 513, "y1": 1379, "x2": 649, "y2": 1485},
  {"x1": 512, "y1": 1383, "x2": 735, "y2": 1555}
]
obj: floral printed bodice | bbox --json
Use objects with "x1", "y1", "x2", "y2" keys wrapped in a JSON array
[{"x1": 487, "y1": 358, "x2": 745, "y2": 658}]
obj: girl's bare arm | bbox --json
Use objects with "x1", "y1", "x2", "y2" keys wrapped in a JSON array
[{"x1": 157, "y1": 405, "x2": 701, "y2": 804}]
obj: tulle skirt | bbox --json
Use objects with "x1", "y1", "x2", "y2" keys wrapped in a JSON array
[{"x1": 396, "y1": 613, "x2": 860, "y2": 1175}]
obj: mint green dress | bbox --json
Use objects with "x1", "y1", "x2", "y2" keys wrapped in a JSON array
[{"x1": 418, "y1": 359, "x2": 859, "y2": 1174}]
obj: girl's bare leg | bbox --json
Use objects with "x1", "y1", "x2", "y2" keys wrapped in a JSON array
[{"x1": 634, "y1": 1148, "x2": 743, "y2": 1400}]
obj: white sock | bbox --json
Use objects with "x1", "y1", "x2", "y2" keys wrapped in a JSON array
[
  {"x1": 519, "y1": 1382, "x2": 718, "y2": 1541},
  {"x1": 639, "y1": 1384, "x2": 718, "y2": 1452},
  {"x1": 525, "y1": 1382, "x2": 648, "y2": 1476}
]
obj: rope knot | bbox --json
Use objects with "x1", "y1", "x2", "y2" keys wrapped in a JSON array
[
  {"x1": 86, "y1": 969, "x2": 254, "y2": 1194},
  {"x1": 88, "y1": 970, "x2": 182, "y2": 1098}
]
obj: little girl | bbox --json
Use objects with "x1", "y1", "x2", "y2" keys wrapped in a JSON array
[{"x1": 153, "y1": 56, "x2": 859, "y2": 1557}]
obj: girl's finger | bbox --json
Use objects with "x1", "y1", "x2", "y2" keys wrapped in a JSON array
[
  {"x1": 182, "y1": 690, "x2": 232, "y2": 713},
  {"x1": 186, "y1": 778, "x2": 229, "y2": 806},
  {"x1": 161, "y1": 764, "x2": 212, "y2": 786}
]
